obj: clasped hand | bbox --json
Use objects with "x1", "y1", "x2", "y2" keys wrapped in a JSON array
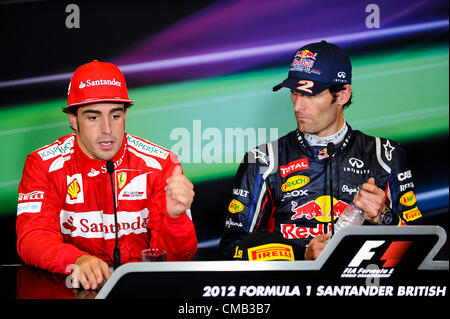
[{"x1": 305, "y1": 177, "x2": 386, "y2": 260}]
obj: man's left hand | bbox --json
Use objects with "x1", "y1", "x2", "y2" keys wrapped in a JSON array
[
  {"x1": 165, "y1": 165, "x2": 195, "y2": 218},
  {"x1": 353, "y1": 177, "x2": 386, "y2": 224}
]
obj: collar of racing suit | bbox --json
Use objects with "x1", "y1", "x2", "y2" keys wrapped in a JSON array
[
  {"x1": 74, "y1": 133, "x2": 128, "y2": 177},
  {"x1": 296, "y1": 123, "x2": 354, "y2": 161},
  {"x1": 303, "y1": 121, "x2": 348, "y2": 147}
]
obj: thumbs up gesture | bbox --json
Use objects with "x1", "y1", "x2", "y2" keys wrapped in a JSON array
[
  {"x1": 165, "y1": 165, "x2": 195, "y2": 218},
  {"x1": 353, "y1": 177, "x2": 387, "y2": 224}
]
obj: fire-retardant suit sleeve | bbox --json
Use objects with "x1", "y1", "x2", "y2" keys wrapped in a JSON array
[
  {"x1": 377, "y1": 137, "x2": 423, "y2": 225},
  {"x1": 147, "y1": 153, "x2": 197, "y2": 260},
  {"x1": 219, "y1": 147, "x2": 275, "y2": 259},
  {"x1": 16, "y1": 154, "x2": 88, "y2": 274}
]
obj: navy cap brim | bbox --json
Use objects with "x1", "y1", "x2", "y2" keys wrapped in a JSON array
[{"x1": 272, "y1": 78, "x2": 332, "y2": 96}]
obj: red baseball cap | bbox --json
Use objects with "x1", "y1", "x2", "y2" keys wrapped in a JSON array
[{"x1": 67, "y1": 60, "x2": 134, "y2": 107}]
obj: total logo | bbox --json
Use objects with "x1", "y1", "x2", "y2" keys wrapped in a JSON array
[
  {"x1": 290, "y1": 195, "x2": 349, "y2": 222},
  {"x1": 280, "y1": 158, "x2": 309, "y2": 177},
  {"x1": 341, "y1": 240, "x2": 413, "y2": 278}
]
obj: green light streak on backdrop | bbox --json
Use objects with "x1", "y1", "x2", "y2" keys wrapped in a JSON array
[{"x1": 0, "y1": 44, "x2": 448, "y2": 216}]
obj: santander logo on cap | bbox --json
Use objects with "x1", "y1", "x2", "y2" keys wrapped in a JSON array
[
  {"x1": 78, "y1": 78, "x2": 122, "y2": 89},
  {"x1": 67, "y1": 60, "x2": 133, "y2": 107}
]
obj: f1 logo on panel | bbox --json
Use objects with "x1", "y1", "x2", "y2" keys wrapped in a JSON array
[
  {"x1": 341, "y1": 240, "x2": 413, "y2": 279},
  {"x1": 350, "y1": 240, "x2": 412, "y2": 267}
]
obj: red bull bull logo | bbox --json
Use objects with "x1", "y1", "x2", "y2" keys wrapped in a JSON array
[
  {"x1": 295, "y1": 49, "x2": 317, "y2": 60},
  {"x1": 290, "y1": 195, "x2": 349, "y2": 222}
]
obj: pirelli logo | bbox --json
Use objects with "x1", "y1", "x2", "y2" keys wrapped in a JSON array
[
  {"x1": 248, "y1": 243, "x2": 294, "y2": 261},
  {"x1": 403, "y1": 207, "x2": 422, "y2": 222}
]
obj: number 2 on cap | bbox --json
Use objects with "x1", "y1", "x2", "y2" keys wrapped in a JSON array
[{"x1": 296, "y1": 80, "x2": 314, "y2": 94}]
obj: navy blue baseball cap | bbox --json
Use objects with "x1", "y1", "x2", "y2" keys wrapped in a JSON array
[{"x1": 273, "y1": 40, "x2": 352, "y2": 96}]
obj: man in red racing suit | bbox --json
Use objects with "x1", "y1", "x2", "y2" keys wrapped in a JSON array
[
  {"x1": 16, "y1": 60, "x2": 197, "y2": 289},
  {"x1": 17, "y1": 133, "x2": 197, "y2": 271}
]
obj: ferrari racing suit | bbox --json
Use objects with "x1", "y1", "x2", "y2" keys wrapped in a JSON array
[{"x1": 17, "y1": 133, "x2": 197, "y2": 274}]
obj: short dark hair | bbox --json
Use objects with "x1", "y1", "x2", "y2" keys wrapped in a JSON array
[
  {"x1": 329, "y1": 84, "x2": 352, "y2": 109},
  {"x1": 62, "y1": 102, "x2": 132, "y2": 131}
]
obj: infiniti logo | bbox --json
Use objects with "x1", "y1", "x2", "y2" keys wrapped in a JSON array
[
  {"x1": 337, "y1": 71, "x2": 346, "y2": 78},
  {"x1": 349, "y1": 157, "x2": 364, "y2": 168}
]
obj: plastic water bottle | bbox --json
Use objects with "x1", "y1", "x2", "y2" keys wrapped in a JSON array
[{"x1": 334, "y1": 204, "x2": 365, "y2": 233}]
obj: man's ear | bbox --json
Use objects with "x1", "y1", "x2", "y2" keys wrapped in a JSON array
[
  {"x1": 68, "y1": 113, "x2": 78, "y2": 133},
  {"x1": 338, "y1": 84, "x2": 352, "y2": 106}
]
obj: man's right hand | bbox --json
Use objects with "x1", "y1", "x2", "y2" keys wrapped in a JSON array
[
  {"x1": 304, "y1": 234, "x2": 330, "y2": 260},
  {"x1": 72, "y1": 255, "x2": 111, "y2": 290}
]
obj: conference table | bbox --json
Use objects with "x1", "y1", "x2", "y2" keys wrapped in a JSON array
[{"x1": 2, "y1": 226, "x2": 448, "y2": 315}]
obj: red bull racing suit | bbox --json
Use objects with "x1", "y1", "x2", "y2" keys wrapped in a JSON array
[
  {"x1": 220, "y1": 125, "x2": 422, "y2": 259},
  {"x1": 16, "y1": 133, "x2": 197, "y2": 274}
]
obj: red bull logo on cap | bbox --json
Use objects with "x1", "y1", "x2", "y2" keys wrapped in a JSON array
[
  {"x1": 295, "y1": 49, "x2": 317, "y2": 60},
  {"x1": 290, "y1": 195, "x2": 349, "y2": 222},
  {"x1": 292, "y1": 49, "x2": 318, "y2": 68}
]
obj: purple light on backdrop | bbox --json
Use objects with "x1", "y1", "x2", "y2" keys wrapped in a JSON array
[
  {"x1": 117, "y1": 20, "x2": 448, "y2": 74},
  {"x1": 0, "y1": 0, "x2": 447, "y2": 88},
  {"x1": 112, "y1": 0, "x2": 448, "y2": 85}
]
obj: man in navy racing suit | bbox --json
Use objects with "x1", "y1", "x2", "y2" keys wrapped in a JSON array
[{"x1": 219, "y1": 41, "x2": 422, "y2": 261}]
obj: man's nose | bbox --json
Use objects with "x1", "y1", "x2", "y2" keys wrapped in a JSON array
[
  {"x1": 293, "y1": 95, "x2": 308, "y2": 111},
  {"x1": 101, "y1": 117, "x2": 112, "y2": 134}
]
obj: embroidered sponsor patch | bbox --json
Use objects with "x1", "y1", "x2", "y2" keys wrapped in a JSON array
[
  {"x1": 228, "y1": 199, "x2": 244, "y2": 214},
  {"x1": 66, "y1": 174, "x2": 84, "y2": 204},
  {"x1": 126, "y1": 135, "x2": 169, "y2": 159},
  {"x1": 60, "y1": 209, "x2": 149, "y2": 239}
]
